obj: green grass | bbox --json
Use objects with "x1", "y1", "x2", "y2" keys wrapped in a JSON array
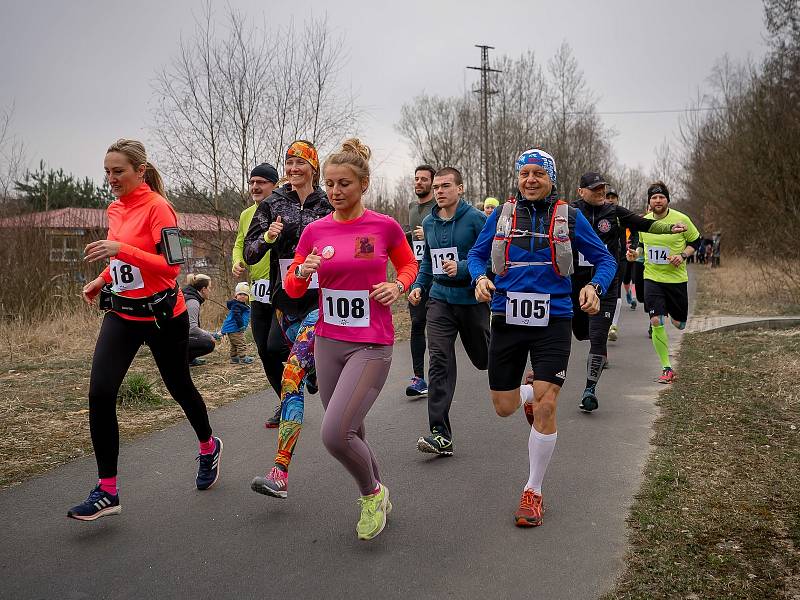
[{"x1": 605, "y1": 328, "x2": 800, "y2": 599}]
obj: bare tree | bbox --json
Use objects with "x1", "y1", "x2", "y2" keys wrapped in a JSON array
[{"x1": 0, "y1": 103, "x2": 26, "y2": 205}]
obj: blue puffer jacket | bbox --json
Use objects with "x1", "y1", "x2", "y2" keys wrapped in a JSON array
[
  {"x1": 411, "y1": 199, "x2": 487, "y2": 305},
  {"x1": 467, "y1": 198, "x2": 616, "y2": 318},
  {"x1": 221, "y1": 299, "x2": 251, "y2": 334}
]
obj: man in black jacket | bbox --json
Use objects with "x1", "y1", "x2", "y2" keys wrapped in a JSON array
[{"x1": 570, "y1": 172, "x2": 685, "y2": 413}]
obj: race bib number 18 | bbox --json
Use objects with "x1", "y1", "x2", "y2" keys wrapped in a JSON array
[
  {"x1": 505, "y1": 292, "x2": 550, "y2": 327},
  {"x1": 647, "y1": 246, "x2": 670, "y2": 265},
  {"x1": 322, "y1": 289, "x2": 370, "y2": 328},
  {"x1": 109, "y1": 259, "x2": 144, "y2": 292}
]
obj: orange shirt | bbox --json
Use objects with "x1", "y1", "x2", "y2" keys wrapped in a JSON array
[{"x1": 100, "y1": 183, "x2": 186, "y2": 321}]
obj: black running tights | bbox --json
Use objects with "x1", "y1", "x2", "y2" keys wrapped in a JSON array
[{"x1": 88, "y1": 311, "x2": 212, "y2": 478}]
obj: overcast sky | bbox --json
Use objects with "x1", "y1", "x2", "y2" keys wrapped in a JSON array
[{"x1": 0, "y1": 0, "x2": 768, "y2": 193}]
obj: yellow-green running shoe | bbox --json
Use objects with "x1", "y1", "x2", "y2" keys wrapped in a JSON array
[{"x1": 356, "y1": 483, "x2": 391, "y2": 540}]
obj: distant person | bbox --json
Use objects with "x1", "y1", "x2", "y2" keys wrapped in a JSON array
[
  {"x1": 68, "y1": 139, "x2": 221, "y2": 521},
  {"x1": 220, "y1": 282, "x2": 254, "y2": 364},
  {"x1": 704, "y1": 237, "x2": 714, "y2": 266},
  {"x1": 183, "y1": 273, "x2": 217, "y2": 366},
  {"x1": 483, "y1": 197, "x2": 499, "y2": 216},
  {"x1": 711, "y1": 232, "x2": 721, "y2": 268},
  {"x1": 404, "y1": 165, "x2": 437, "y2": 398}
]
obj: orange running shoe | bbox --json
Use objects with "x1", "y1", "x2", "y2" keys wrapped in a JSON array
[
  {"x1": 515, "y1": 489, "x2": 544, "y2": 527},
  {"x1": 657, "y1": 367, "x2": 676, "y2": 384}
]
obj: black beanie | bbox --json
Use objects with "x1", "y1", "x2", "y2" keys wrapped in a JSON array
[
  {"x1": 647, "y1": 183, "x2": 670, "y2": 203},
  {"x1": 250, "y1": 163, "x2": 279, "y2": 183}
]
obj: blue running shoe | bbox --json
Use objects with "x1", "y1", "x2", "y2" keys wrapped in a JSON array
[
  {"x1": 67, "y1": 485, "x2": 121, "y2": 521},
  {"x1": 579, "y1": 387, "x2": 599, "y2": 412},
  {"x1": 405, "y1": 376, "x2": 428, "y2": 397},
  {"x1": 196, "y1": 436, "x2": 222, "y2": 490}
]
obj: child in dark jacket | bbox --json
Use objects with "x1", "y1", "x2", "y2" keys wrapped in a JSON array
[{"x1": 221, "y1": 282, "x2": 253, "y2": 364}]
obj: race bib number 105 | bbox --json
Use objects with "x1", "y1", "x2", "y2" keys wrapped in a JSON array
[
  {"x1": 505, "y1": 292, "x2": 550, "y2": 327},
  {"x1": 322, "y1": 289, "x2": 370, "y2": 328},
  {"x1": 109, "y1": 259, "x2": 144, "y2": 292}
]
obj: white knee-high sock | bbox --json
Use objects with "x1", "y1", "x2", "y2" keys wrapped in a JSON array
[
  {"x1": 612, "y1": 297, "x2": 622, "y2": 327},
  {"x1": 525, "y1": 427, "x2": 557, "y2": 494},
  {"x1": 519, "y1": 384, "x2": 533, "y2": 406}
]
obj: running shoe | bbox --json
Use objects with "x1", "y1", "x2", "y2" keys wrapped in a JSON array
[
  {"x1": 251, "y1": 466, "x2": 288, "y2": 498},
  {"x1": 306, "y1": 372, "x2": 318, "y2": 395},
  {"x1": 647, "y1": 325, "x2": 652, "y2": 339},
  {"x1": 580, "y1": 386, "x2": 599, "y2": 412},
  {"x1": 230, "y1": 357, "x2": 240, "y2": 364},
  {"x1": 189, "y1": 358, "x2": 206, "y2": 367},
  {"x1": 630, "y1": 299, "x2": 637, "y2": 310},
  {"x1": 416, "y1": 430, "x2": 453, "y2": 456},
  {"x1": 515, "y1": 489, "x2": 544, "y2": 527},
  {"x1": 265, "y1": 405, "x2": 281, "y2": 429},
  {"x1": 238, "y1": 356, "x2": 255, "y2": 364},
  {"x1": 357, "y1": 483, "x2": 391, "y2": 540},
  {"x1": 657, "y1": 368, "x2": 676, "y2": 384},
  {"x1": 608, "y1": 325, "x2": 618, "y2": 341},
  {"x1": 405, "y1": 376, "x2": 428, "y2": 397},
  {"x1": 67, "y1": 485, "x2": 121, "y2": 521},
  {"x1": 196, "y1": 436, "x2": 222, "y2": 490},
  {"x1": 625, "y1": 289, "x2": 633, "y2": 305}
]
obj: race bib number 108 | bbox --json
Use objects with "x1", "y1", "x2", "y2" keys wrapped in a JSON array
[{"x1": 322, "y1": 289, "x2": 370, "y2": 328}]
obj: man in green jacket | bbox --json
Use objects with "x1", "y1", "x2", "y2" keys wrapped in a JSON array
[{"x1": 232, "y1": 163, "x2": 288, "y2": 426}]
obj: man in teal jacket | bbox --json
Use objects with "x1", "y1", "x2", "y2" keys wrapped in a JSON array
[{"x1": 408, "y1": 167, "x2": 489, "y2": 456}]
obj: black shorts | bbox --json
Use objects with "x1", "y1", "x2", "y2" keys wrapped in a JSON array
[
  {"x1": 488, "y1": 316, "x2": 572, "y2": 390},
  {"x1": 644, "y1": 280, "x2": 688, "y2": 322}
]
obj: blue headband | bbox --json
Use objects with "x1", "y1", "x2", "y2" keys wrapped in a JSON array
[{"x1": 515, "y1": 149, "x2": 557, "y2": 187}]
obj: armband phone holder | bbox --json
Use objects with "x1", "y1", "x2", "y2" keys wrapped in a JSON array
[{"x1": 159, "y1": 228, "x2": 185, "y2": 265}]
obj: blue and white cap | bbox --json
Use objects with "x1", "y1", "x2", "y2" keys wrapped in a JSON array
[{"x1": 515, "y1": 148, "x2": 557, "y2": 187}]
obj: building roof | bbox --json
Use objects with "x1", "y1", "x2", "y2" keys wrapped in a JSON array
[{"x1": 0, "y1": 207, "x2": 238, "y2": 232}]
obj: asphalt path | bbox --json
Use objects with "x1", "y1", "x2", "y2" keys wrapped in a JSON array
[{"x1": 0, "y1": 300, "x2": 687, "y2": 600}]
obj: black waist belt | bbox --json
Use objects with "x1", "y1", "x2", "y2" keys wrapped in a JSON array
[
  {"x1": 100, "y1": 285, "x2": 179, "y2": 319},
  {"x1": 434, "y1": 278, "x2": 472, "y2": 288}
]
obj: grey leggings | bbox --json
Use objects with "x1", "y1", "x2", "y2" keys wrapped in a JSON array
[{"x1": 315, "y1": 336, "x2": 392, "y2": 496}]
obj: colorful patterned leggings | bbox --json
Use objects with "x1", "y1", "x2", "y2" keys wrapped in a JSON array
[{"x1": 274, "y1": 309, "x2": 319, "y2": 471}]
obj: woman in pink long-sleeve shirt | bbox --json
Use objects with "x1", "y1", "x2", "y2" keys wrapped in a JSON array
[{"x1": 284, "y1": 138, "x2": 417, "y2": 541}]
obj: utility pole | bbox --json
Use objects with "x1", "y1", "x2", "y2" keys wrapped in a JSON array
[{"x1": 468, "y1": 45, "x2": 501, "y2": 201}]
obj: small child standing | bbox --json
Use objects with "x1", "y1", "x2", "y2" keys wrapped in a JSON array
[{"x1": 221, "y1": 282, "x2": 254, "y2": 364}]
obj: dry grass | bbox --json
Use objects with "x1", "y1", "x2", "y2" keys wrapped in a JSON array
[
  {"x1": 693, "y1": 257, "x2": 800, "y2": 317},
  {"x1": 605, "y1": 328, "x2": 800, "y2": 599},
  {"x1": 0, "y1": 302, "x2": 270, "y2": 489}
]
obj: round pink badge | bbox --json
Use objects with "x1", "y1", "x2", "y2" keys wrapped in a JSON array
[{"x1": 321, "y1": 245, "x2": 335, "y2": 259}]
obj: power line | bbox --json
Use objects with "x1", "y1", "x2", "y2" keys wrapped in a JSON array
[{"x1": 567, "y1": 107, "x2": 722, "y2": 116}]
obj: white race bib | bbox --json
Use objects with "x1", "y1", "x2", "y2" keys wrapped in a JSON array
[
  {"x1": 646, "y1": 246, "x2": 670, "y2": 265},
  {"x1": 412, "y1": 239, "x2": 426, "y2": 262},
  {"x1": 430, "y1": 246, "x2": 459, "y2": 275},
  {"x1": 109, "y1": 259, "x2": 144, "y2": 292},
  {"x1": 505, "y1": 292, "x2": 550, "y2": 327},
  {"x1": 279, "y1": 258, "x2": 319, "y2": 289},
  {"x1": 251, "y1": 278, "x2": 270, "y2": 303},
  {"x1": 322, "y1": 288, "x2": 370, "y2": 328}
]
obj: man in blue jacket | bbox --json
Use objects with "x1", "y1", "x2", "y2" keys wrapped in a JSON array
[
  {"x1": 467, "y1": 149, "x2": 616, "y2": 528},
  {"x1": 408, "y1": 167, "x2": 489, "y2": 456}
]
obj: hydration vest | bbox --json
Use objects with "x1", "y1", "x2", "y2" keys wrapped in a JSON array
[{"x1": 491, "y1": 198, "x2": 574, "y2": 278}]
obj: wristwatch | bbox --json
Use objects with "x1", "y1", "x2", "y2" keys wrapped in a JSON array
[
  {"x1": 294, "y1": 264, "x2": 309, "y2": 280},
  {"x1": 395, "y1": 281, "x2": 405, "y2": 294},
  {"x1": 679, "y1": 252, "x2": 689, "y2": 260},
  {"x1": 587, "y1": 282, "x2": 602, "y2": 296}
]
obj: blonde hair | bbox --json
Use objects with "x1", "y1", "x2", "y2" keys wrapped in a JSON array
[
  {"x1": 323, "y1": 138, "x2": 371, "y2": 190},
  {"x1": 185, "y1": 273, "x2": 211, "y2": 290},
  {"x1": 106, "y1": 138, "x2": 166, "y2": 198}
]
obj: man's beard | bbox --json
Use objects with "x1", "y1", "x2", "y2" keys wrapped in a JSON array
[
  {"x1": 415, "y1": 188, "x2": 431, "y2": 199},
  {"x1": 651, "y1": 204, "x2": 667, "y2": 215}
]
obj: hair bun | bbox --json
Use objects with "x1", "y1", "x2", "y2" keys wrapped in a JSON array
[{"x1": 341, "y1": 138, "x2": 371, "y2": 161}]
